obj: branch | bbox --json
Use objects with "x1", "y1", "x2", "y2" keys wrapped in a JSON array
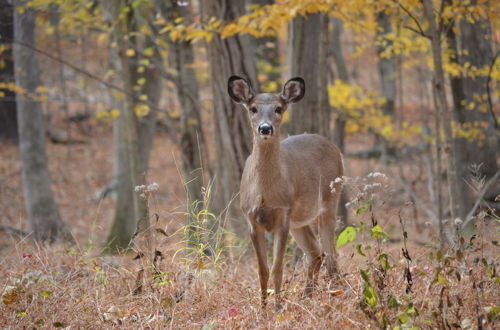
[
  {"x1": 461, "y1": 169, "x2": 500, "y2": 230},
  {"x1": 11, "y1": 40, "x2": 179, "y2": 138},
  {"x1": 397, "y1": 168, "x2": 438, "y2": 222},
  {"x1": 396, "y1": 0, "x2": 430, "y2": 39},
  {"x1": 0, "y1": 225, "x2": 29, "y2": 237}
]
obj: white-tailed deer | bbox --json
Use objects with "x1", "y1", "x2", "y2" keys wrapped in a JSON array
[{"x1": 228, "y1": 76, "x2": 344, "y2": 309}]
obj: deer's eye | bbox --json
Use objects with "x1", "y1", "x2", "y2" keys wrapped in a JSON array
[
  {"x1": 275, "y1": 107, "x2": 283, "y2": 115},
  {"x1": 250, "y1": 107, "x2": 258, "y2": 114}
]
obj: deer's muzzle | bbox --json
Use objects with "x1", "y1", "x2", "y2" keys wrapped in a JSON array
[{"x1": 258, "y1": 123, "x2": 273, "y2": 136}]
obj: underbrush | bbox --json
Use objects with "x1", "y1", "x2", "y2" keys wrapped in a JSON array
[{"x1": 1, "y1": 176, "x2": 499, "y2": 329}]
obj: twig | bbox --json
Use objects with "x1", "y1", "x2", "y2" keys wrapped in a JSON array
[
  {"x1": 395, "y1": 0, "x2": 430, "y2": 38},
  {"x1": 0, "y1": 225, "x2": 29, "y2": 237},
  {"x1": 461, "y1": 170, "x2": 500, "y2": 230},
  {"x1": 397, "y1": 167, "x2": 438, "y2": 222},
  {"x1": 11, "y1": 39, "x2": 179, "y2": 138}
]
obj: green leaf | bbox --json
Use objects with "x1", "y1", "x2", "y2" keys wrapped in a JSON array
[
  {"x1": 398, "y1": 312, "x2": 409, "y2": 325},
  {"x1": 336, "y1": 226, "x2": 357, "y2": 249},
  {"x1": 437, "y1": 274, "x2": 448, "y2": 285},
  {"x1": 387, "y1": 294, "x2": 399, "y2": 309},
  {"x1": 355, "y1": 244, "x2": 366, "y2": 257},
  {"x1": 355, "y1": 199, "x2": 373, "y2": 215},
  {"x1": 39, "y1": 290, "x2": 53, "y2": 298},
  {"x1": 363, "y1": 283, "x2": 378, "y2": 308},
  {"x1": 378, "y1": 253, "x2": 390, "y2": 271},
  {"x1": 406, "y1": 304, "x2": 418, "y2": 315},
  {"x1": 360, "y1": 269, "x2": 370, "y2": 282},
  {"x1": 371, "y1": 224, "x2": 389, "y2": 241},
  {"x1": 15, "y1": 311, "x2": 27, "y2": 318}
]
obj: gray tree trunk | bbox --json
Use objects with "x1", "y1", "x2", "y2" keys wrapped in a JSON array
[
  {"x1": 288, "y1": 13, "x2": 329, "y2": 136},
  {"x1": 331, "y1": 17, "x2": 349, "y2": 227},
  {"x1": 14, "y1": 1, "x2": 71, "y2": 243},
  {"x1": 424, "y1": 0, "x2": 460, "y2": 245},
  {"x1": 253, "y1": 0, "x2": 281, "y2": 90},
  {"x1": 375, "y1": 11, "x2": 396, "y2": 118},
  {"x1": 104, "y1": 1, "x2": 146, "y2": 253},
  {"x1": 202, "y1": 0, "x2": 259, "y2": 241},
  {"x1": 0, "y1": 0, "x2": 18, "y2": 142},
  {"x1": 447, "y1": 2, "x2": 499, "y2": 236},
  {"x1": 156, "y1": 0, "x2": 209, "y2": 246}
]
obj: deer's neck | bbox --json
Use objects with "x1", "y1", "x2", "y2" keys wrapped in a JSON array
[{"x1": 251, "y1": 137, "x2": 283, "y2": 185}]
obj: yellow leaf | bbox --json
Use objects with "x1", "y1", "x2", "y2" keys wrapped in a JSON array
[
  {"x1": 125, "y1": 48, "x2": 135, "y2": 57},
  {"x1": 143, "y1": 48, "x2": 154, "y2": 57},
  {"x1": 134, "y1": 104, "x2": 150, "y2": 117}
]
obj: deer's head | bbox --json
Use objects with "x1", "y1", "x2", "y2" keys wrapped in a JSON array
[{"x1": 228, "y1": 76, "x2": 305, "y2": 141}]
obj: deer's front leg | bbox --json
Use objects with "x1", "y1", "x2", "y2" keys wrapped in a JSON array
[
  {"x1": 250, "y1": 225, "x2": 269, "y2": 308},
  {"x1": 271, "y1": 216, "x2": 289, "y2": 311}
]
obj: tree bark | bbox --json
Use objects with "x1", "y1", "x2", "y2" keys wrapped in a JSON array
[
  {"x1": 14, "y1": 1, "x2": 71, "y2": 243},
  {"x1": 446, "y1": 1, "x2": 499, "y2": 236},
  {"x1": 331, "y1": 17, "x2": 349, "y2": 227},
  {"x1": 104, "y1": 0, "x2": 146, "y2": 253},
  {"x1": 156, "y1": 0, "x2": 209, "y2": 246},
  {"x1": 0, "y1": 0, "x2": 18, "y2": 142},
  {"x1": 202, "y1": 0, "x2": 258, "y2": 241},
  {"x1": 288, "y1": 13, "x2": 329, "y2": 136},
  {"x1": 423, "y1": 0, "x2": 459, "y2": 245},
  {"x1": 375, "y1": 11, "x2": 396, "y2": 118},
  {"x1": 253, "y1": 0, "x2": 281, "y2": 91}
]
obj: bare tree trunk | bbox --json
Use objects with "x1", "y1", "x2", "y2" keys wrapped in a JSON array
[
  {"x1": 0, "y1": 0, "x2": 18, "y2": 142},
  {"x1": 288, "y1": 13, "x2": 329, "y2": 136},
  {"x1": 423, "y1": 0, "x2": 459, "y2": 245},
  {"x1": 156, "y1": 0, "x2": 209, "y2": 246},
  {"x1": 252, "y1": 0, "x2": 281, "y2": 92},
  {"x1": 446, "y1": 2, "x2": 499, "y2": 237},
  {"x1": 104, "y1": 0, "x2": 145, "y2": 253},
  {"x1": 202, "y1": 0, "x2": 259, "y2": 242},
  {"x1": 331, "y1": 17, "x2": 349, "y2": 227},
  {"x1": 375, "y1": 10, "x2": 397, "y2": 158},
  {"x1": 14, "y1": 1, "x2": 71, "y2": 243},
  {"x1": 376, "y1": 11, "x2": 396, "y2": 118}
]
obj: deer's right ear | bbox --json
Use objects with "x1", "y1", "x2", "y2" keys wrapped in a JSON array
[{"x1": 228, "y1": 76, "x2": 254, "y2": 104}]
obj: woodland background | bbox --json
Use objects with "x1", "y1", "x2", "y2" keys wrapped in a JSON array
[{"x1": 0, "y1": 0, "x2": 499, "y2": 328}]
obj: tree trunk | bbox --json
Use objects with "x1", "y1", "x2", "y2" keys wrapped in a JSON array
[
  {"x1": 253, "y1": 0, "x2": 281, "y2": 91},
  {"x1": 288, "y1": 13, "x2": 329, "y2": 136},
  {"x1": 104, "y1": 1, "x2": 146, "y2": 253},
  {"x1": 375, "y1": 11, "x2": 396, "y2": 118},
  {"x1": 14, "y1": 1, "x2": 71, "y2": 243},
  {"x1": 446, "y1": 1, "x2": 499, "y2": 236},
  {"x1": 202, "y1": 0, "x2": 258, "y2": 241},
  {"x1": 331, "y1": 17, "x2": 349, "y2": 227},
  {"x1": 156, "y1": 0, "x2": 209, "y2": 246},
  {"x1": 423, "y1": 0, "x2": 460, "y2": 245},
  {"x1": 0, "y1": 0, "x2": 18, "y2": 142}
]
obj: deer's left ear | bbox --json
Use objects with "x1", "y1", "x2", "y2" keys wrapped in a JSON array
[
  {"x1": 280, "y1": 77, "x2": 305, "y2": 104},
  {"x1": 228, "y1": 76, "x2": 255, "y2": 104}
]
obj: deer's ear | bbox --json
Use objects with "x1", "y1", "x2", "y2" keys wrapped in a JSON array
[
  {"x1": 228, "y1": 76, "x2": 254, "y2": 104},
  {"x1": 280, "y1": 77, "x2": 305, "y2": 104}
]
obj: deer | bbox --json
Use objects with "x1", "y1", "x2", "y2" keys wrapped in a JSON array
[{"x1": 228, "y1": 75, "x2": 344, "y2": 309}]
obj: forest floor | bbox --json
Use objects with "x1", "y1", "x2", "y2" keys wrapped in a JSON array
[{"x1": 0, "y1": 123, "x2": 499, "y2": 328}]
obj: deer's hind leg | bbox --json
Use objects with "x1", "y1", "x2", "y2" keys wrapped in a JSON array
[
  {"x1": 291, "y1": 225, "x2": 322, "y2": 297},
  {"x1": 319, "y1": 190, "x2": 341, "y2": 278}
]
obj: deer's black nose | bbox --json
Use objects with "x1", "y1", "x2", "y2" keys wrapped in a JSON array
[{"x1": 258, "y1": 123, "x2": 273, "y2": 136}]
